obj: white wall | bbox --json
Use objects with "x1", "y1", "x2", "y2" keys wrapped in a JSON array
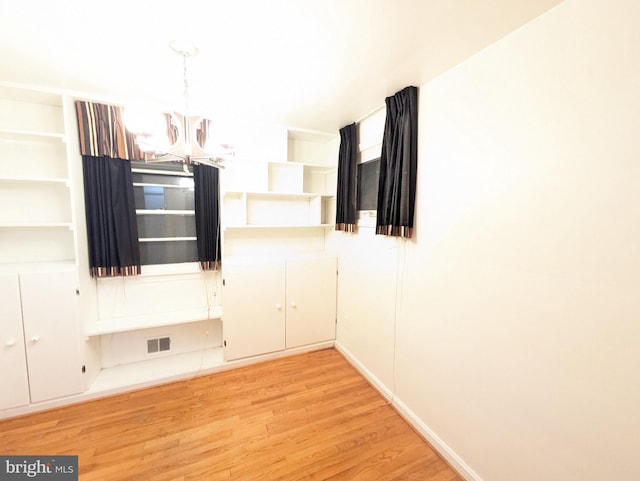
[{"x1": 334, "y1": 1, "x2": 640, "y2": 480}]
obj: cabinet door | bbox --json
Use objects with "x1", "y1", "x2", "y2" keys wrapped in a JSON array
[
  {"x1": 223, "y1": 259, "x2": 286, "y2": 361},
  {"x1": 0, "y1": 273, "x2": 30, "y2": 410},
  {"x1": 286, "y1": 256, "x2": 337, "y2": 349},
  {"x1": 20, "y1": 270, "x2": 83, "y2": 403}
]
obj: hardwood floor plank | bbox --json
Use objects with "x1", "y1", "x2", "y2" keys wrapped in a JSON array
[{"x1": 0, "y1": 348, "x2": 461, "y2": 480}]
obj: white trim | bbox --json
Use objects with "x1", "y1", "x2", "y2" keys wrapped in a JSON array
[
  {"x1": 133, "y1": 182, "x2": 192, "y2": 189},
  {"x1": 357, "y1": 210, "x2": 377, "y2": 229},
  {"x1": 392, "y1": 398, "x2": 484, "y2": 481},
  {"x1": 334, "y1": 341, "x2": 393, "y2": 400},
  {"x1": 136, "y1": 209, "x2": 195, "y2": 215},
  {"x1": 131, "y1": 167, "x2": 192, "y2": 177},
  {"x1": 0, "y1": 128, "x2": 66, "y2": 142},
  {"x1": 335, "y1": 341, "x2": 483, "y2": 481},
  {"x1": 138, "y1": 237, "x2": 197, "y2": 243},
  {"x1": 138, "y1": 262, "x2": 202, "y2": 276},
  {"x1": 355, "y1": 104, "x2": 385, "y2": 124}
]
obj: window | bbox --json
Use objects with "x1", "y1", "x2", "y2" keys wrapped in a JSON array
[
  {"x1": 356, "y1": 157, "x2": 380, "y2": 212},
  {"x1": 131, "y1": 161, "x2": 198, "y2": 265}
]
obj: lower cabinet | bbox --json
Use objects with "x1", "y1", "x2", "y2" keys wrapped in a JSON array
[
  {"x1": 223, "y1": 256, "x2": 337, "y2": 361},
  {"x1": 0, "y1": 274, "x2": 30, "y2": 410},
  {"x1": 0, "y1": 269, "x2": 83, "y2": 411}
]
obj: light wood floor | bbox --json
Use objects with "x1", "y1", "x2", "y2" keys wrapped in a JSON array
[{"x1": 0, "y1": 348, "x2": 462, "y2": 481}]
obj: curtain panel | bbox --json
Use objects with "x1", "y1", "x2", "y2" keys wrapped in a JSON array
[
  {"x1": 335, "y1": 122, "x2": 358, "y2": 232},
  {"x1": 376, "y1": 86, "x2": 418, "y2": 238},
  {"x1": 193, "y1": 163, "x2": 221, "y2": 270},
  {"x1": 76, "y1": 100, "x2": 142, "y2": 277},
  {"x1": 82, "y1": 155, "x2": 141, "y2": 277},
  {"x1": 75, "y1": 100, "x2": 142, "y2": 160}
]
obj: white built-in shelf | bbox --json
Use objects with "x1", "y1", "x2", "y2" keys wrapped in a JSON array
[
  {"x1": 136, "y1": 209, "x2": 195, "y2": 216},
  {"x1": 85, "y1": 305, "x2": 223, "y2": 337},
  {"x1": 0, "y1": 176, "x2": 69, "y2": 185},
  {"x1": 301, "y1": 164, "x2": 338, "y2": 172},
  {"x1": 0, "y1": 261, "x2": 76, "y2": 274},
  {"x1": 0, "y1": 128, "x2": 66, "y2": 143},
  {"x1": 133, "y1": 182, "x2": 193, "y2": 189},
  {"x1": 224, "y1": 190, "x2": 319, "y2": 198},
  {"x1": 87, "y1": 347, "x2": 225, "y2": 395},
  {"x1": 0, "y1": 83, "x2": 63, "y2": 105},
  {"x1": 0, "y1": 84, "x2": 75, "y2": 268},
  {"x1": 138, "y1": 237, "x2": 197, "y2": 243},
  {"x1": 0, "y1": 221, "x2": 73, "y2": 228},
  {"x1": 224, "y1": 224, "x2": 333, "y2": 230}
]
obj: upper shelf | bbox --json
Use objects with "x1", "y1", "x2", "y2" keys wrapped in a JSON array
[
  {"x1": 0, "y1": 83, "x2": 63, "y2": 106},
  {"x1": 0, "y1": 221, "x2": 73, "y2": 228},
  {"x1": 0, "y1": 128, "x2": 66, "y2": 143},
  {"x1": 85, "y1": 305, "x2": 224, "y2": 336},
  {"x1": 0, "y1": 175, "x2": 69, "y2": 185}
]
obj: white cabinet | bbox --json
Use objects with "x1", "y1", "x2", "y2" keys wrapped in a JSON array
[
  {"x1": 222, "y1": 258, "x2": 286, "y2": 361},
  {"x1": 285, "y1": 256, "x2": 337, "y2": 349},
  {"x1": 0, "y1": 274, "x2": 30, "y2": 410},
  {"x1": 0, "y1": 269, "x2": 83, "y2": 410},
  {"x1": 222, "y1": 256, "x2": 336, "y2": 361}
]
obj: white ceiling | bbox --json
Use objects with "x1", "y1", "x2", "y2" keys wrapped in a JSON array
[{"x1": 0, "y1": 0, "x2": 563, "y2": 134}]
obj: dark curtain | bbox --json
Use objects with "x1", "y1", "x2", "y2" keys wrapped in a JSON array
[
  {"x1": 335, "y1": 122, "x2": 358, "y2": 232},
  {"x1": 82, "y1": 155, "x2": 141, "y2": 277},
  {"x1": 193, "y1": 163, "x2": 221, "y2": 270},
  {"x1": 376, "y1": 86, "x2": 418, "y2": 238}
]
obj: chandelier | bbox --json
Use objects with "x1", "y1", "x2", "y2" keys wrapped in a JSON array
[{"x1": 124, "y1": 41, "x2": 233, "y2": 169}]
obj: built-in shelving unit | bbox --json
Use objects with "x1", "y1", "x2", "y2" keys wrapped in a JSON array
[
  {"x1": 219, "y1": 128, "x2": 339, "y2": 362},
  {"x1": 0, "y1": 94, "x2": 341, "y2": 417},
  {"x1": 0, "y1": 84, "x2": 75, "y2": 266},
  {"x1": 220, "y1": 128, "x2": 338, "y2": 261}
]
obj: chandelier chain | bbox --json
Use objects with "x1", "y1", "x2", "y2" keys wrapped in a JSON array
[{"x1": 182, "y1": 53, "x2": 190, "y2": 115}]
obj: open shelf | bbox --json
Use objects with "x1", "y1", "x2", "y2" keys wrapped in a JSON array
[
  {"x1": 224, "y1": 224, "x2": 333, "y2": 230},
  {"x1": 0, "y1": 85, "x2": 75, "y2": 269},
  {"x1": 0, "y1": 129, "x2": 66, "y2": 143},
  {"x1": 0, "y1": 227, "x2": 75, "y2": 264},
  {"x1": 0, "y1": 175, "x2": 68, "y2": 185},
  {"x1": 0, "y1": 84, "x2": 63, "y2": 105},
  {"x1": 85, "y1": 305, "x2": 223, "y2": 336},
  {"x1": 87, "y1": 347, "x2": 225, "y2": 395},
  {"x1": 223, "y1": 191, "x2": 327, "y2": 227},
  {"x1": 0, "y1": 221, "x2": 73, "y2": 228}
]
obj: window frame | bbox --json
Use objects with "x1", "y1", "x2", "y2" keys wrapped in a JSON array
[{"x1": 131, "y1": 161, "x2": 199, "y2": 270}]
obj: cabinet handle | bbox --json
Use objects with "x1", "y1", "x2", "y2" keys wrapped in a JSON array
[
  {"x1": 275, "y1": 304, "x2": 282, "y2": 310},
  {"x1": 5, "y1": 339, "x2": 16, "y2": 347},
  {"x1": 31, "y1": 336, "x2": 40, "y2": 343},
  {"x1": 291, "y1": 301, "x2": 297, "y2": 308}
]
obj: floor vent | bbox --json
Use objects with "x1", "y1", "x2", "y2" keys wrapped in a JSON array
[{"x1": 147, "y1": 336, "x2": 171, "y2": 354}]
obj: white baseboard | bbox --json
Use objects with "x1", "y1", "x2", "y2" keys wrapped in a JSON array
[
  {"x1": 334, "y1": 341, "x2": 394, "y2": 400},
  {"x1": 392, "y1": 397, "x2": 484, "y2": 481},
  {"x1": 335, "y1": 341, "x2": 483, "y2": 481}
]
